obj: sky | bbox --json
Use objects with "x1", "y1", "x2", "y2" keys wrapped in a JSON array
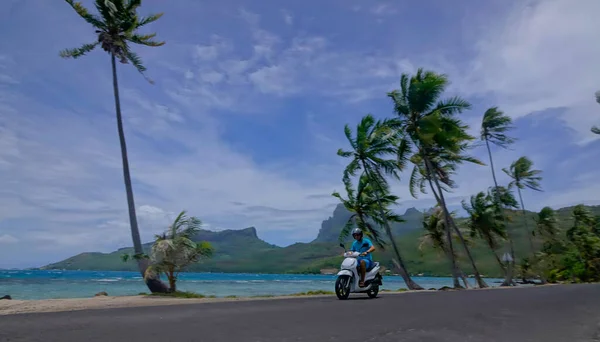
[{"x1": 0, "y1": 0, "x2": 599, "y2": 269}]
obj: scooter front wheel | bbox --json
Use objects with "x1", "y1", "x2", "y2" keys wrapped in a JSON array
[{"x1": 335, "y1": 275, "x2": 351, "y2": 300}]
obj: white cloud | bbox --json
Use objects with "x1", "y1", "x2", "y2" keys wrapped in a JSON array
[
  {"x1": 370, "y1": 3, "x2": 398, "y2": 16},
  {"x1": 0, "y1": 234, "x2": 18, "y2": 244},
  {"x1": 282, "y1": 10, "x2": 293, "y2": 25},
  {"x1": 465, "y1": 0, "x2": 600, "y2": 143}
]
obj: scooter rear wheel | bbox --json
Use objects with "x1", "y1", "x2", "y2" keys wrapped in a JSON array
[
  {"x1": 335, "y1": 275, "x2": 351, "y2": 300},
  {"x1": 367, "y1": 285, "x2": 379, "y2": 298}
]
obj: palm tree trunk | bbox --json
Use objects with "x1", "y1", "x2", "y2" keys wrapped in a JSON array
[
  {"x1": 436, "y1": 181, "x2": 489, "y2": 288},
  {"x1": 516, "y1": 188, "x2": 546, "y2": 284},
  {"x1": 517, "y1": 188, "x2": 535, "y2": 255},
  {"x1": 111, "y1": 55, "x2": 168, "y2": 294},
  {"x1": 422, "y1": 159, "x2": 462, "y2": 288},
  {"x1": 423, "y1": 157, "x2": 488, "y2": 288},
  {"x1": 168, "y1": 270, "x2": 176, "y2": 293},
  {"x1": 363, "y1": 166, "x2": 423, "y2": 290},
  {"x1": 493, "y1": 250, "x2": 505, "y2": 271},
  {"x1": 486, "y1": 139, "x2": 516, "y2": 286},
  {"x1": 439, "y1": 243, "x2": 470, "y2": 288}
]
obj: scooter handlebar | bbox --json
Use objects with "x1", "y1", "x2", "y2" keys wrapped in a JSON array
[{"x1": 343, "y1": 251, "x2": 360, "y2": 257}]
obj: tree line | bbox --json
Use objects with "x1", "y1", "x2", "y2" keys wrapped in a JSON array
[{"x1": 333, "y1": 70, "x2": 600, "y2": 289}]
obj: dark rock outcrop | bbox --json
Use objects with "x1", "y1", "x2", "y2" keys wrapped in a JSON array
[
  {"x1": 0, "y1": 295, "x2": 12, "y2": 300},
  {"x1": 94, "y1": 291, "x2": 108, "y2": 297},
  {"x1": 313, "y1": 205, "x2": 425, "y2": 243}
]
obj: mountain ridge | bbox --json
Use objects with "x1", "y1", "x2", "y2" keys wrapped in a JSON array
[{"x1": 41, "y1": 204, "x2": 600, "y2": 276}]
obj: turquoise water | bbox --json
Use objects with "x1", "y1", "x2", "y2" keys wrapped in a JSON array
[{"x1": 0, "y1": 270, "x2": 503, "y2": 300}]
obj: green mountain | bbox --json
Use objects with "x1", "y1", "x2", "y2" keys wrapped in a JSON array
[
  {"x1": 41, "y1": 204, "x2": 600, "y2": 277},
  {"x1": 313, "y1": 204, "x2": 424, "y2": 243}
]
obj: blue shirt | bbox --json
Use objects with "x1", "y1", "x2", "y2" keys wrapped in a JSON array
[{"x1": 351, "y1": 237, "x2": 373, "y2": 261}]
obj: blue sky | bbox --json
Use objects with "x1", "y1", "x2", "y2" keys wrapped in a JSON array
[{"x1": 0, "y1": 0, "x2": 599, "y2": 268}]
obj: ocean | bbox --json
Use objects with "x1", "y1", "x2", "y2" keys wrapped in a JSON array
[{"x1": 0, "y1": 270, "x2": 503, "y2": 300}]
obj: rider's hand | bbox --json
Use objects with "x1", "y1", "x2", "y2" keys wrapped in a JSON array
[{"x1": 360, "y1": 252, "x2": 367, "y2": 256}]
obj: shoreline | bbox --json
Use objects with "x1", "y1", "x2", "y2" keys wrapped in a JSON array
[
  {"x1": 10, "y1": 269, "x2": 506, "y2": 278},
  {"x1": 0, "y1": 285, "x2": 548, "y2": 316}
]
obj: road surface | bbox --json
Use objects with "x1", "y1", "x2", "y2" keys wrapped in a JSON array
[{"x1": 1, "y1": 284, "x2": 599, "y2": 342}]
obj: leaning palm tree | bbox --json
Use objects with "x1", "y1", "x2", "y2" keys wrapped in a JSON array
[
  {"x1": 534, "y1": 207, "x2": 559, "y2": 240},
  {"x1": 420, "y1": 207, "x2": 471, "y2": 288},
  {"x1": 388, "y1": 69, "x2": 488, "y2": 288},
  {"x1": 333, "y1": 173, "x2": 399, "y2": 248},
  {"x1": 503, "y1": 157, "x2": 543, "y2": 256},
  {"x1": 147, "y1": 211, "x2": 213, "y2": 292},
  {"x1": 480, "y1": 107, "x2": 518, "y2": 284},
  {"x1": 481, "y1": 107, "x2": 516, "y2": 186},
  {"x1": 60, "y1": 0, "x2": 166, "y2": 292},
  {"x1": 337, "y1": 114, "x2": 423, "y2": 290},
  {"x1": 462, "y1": 191, "x2": 508, "y2": 271}
]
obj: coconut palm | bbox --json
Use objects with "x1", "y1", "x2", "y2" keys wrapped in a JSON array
[
  {"x1": 60, "y1": 0, "x2": 166, "y2": 292},
  {"x1": 480, "y1": 107, "x2": 518, "y2": 279},
  {"x1": 146, "y1": 211, "x2": 213, "y2": 292},
  {"x1": 462, "y1": 191, "x2": 508, "y2": 271},
  {"x1": 333, "y1": 173, "x2": 401, "y2": 248},
  {"x1": 503, "y1": 157, "x2": 543, "y2": 255},
  {"x1": 338, "y1": 114, "x2": 423, "y2": 290},
  {"x1": 534, "y1": 207, "x2": 559, "y2": 239},
  {"x1": 420, "y1": 207, "x2": 471, "y2": 288},
  {"x1": 388, "y1": 69, "x2": 488, "y2": 288}
]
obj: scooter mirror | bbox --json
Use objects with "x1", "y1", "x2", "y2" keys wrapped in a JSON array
[{"x1": 339, "y1": 243, "x2": 345, "y2": 249}]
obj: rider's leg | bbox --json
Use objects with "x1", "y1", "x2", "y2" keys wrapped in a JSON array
[{"x1": 359, "y1": 260, "x2": 366, "y2": 286}]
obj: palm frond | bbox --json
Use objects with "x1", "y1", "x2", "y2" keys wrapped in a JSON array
[
  {"x1": 137, "y1": 13, "x2": 164, "y2": 27},
  {"x1": 430, "y1": 96, "x2": 471, "y2": 117},
  {"x1": 129, "y1": 33, "x2": 166, "y2": 47},
  {"x1": 65, "y1": 0, "x2": 107, "y2": 28},
  {"x1": 339, "y1": 216, "x2": 356, "y2": 244},
  {"x1": 504, "y1": 156, "x2": 543, "y2": 191},
  {"x1": 63, "y1": 0, "x2": 164, "y2": 83},
  {"x1": 59, "y1": 43, "x2": 99, "y2": 59},
  {"x1": 481, "y1": 107, "x2": 516, "y2": 148}
]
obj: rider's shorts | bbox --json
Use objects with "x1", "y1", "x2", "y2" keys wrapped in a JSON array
[{"x1": 357, "y1": 257, "x2": 372, "y2": 270}]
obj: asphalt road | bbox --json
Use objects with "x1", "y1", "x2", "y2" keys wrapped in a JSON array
[{"x1": 1, "y1": 284, "x2": 599, "y2": 342}]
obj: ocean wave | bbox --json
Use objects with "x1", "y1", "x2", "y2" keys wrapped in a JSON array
[{"x1": 95, "y1": 278, "x2": 123, "y2": 282}]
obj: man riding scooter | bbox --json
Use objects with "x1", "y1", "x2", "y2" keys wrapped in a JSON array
[{"x1": 350, "y1": 228, "x2": 376, "y2": 287}]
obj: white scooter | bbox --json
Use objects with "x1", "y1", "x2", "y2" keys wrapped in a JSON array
[{"x1": 335, "y1": 243, "x2": 383, "y2": 300}]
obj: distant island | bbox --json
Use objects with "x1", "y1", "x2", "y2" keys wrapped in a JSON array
[{"x1": 41, "y1": 204, "x2": 600, "y2": 277}]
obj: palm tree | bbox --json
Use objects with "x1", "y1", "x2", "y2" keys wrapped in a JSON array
[
  {"x1": 332, "y1": 173, "x2": 399, "y2": 248},
  {"x1": 534, "y1": 207, "x2": 559, "y2": 239},
  {"x1": 420, "y1": 207, "x2": 471, "y2": 288},
  {"x1": 503, "y1": 157, "x2": 543, "y2": 256},
  {"x1": 462, "y1": 191, "x2": 508, "y2": 271},
  {"x1": 60, "y1": 0, "x2": 166, "y2": 292},
  {"x1": 337, "y1": 114, "x2": 423, "y2": 290},
  {"x1": 480, "y1": 107, "x2": 518, "y2": 284},
  {"x1": 388, "y1": 69, "x2": 488, "y2": 288},
  {"x1": 146, "y1": 211, "x2": 213, "y2": 292}
]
